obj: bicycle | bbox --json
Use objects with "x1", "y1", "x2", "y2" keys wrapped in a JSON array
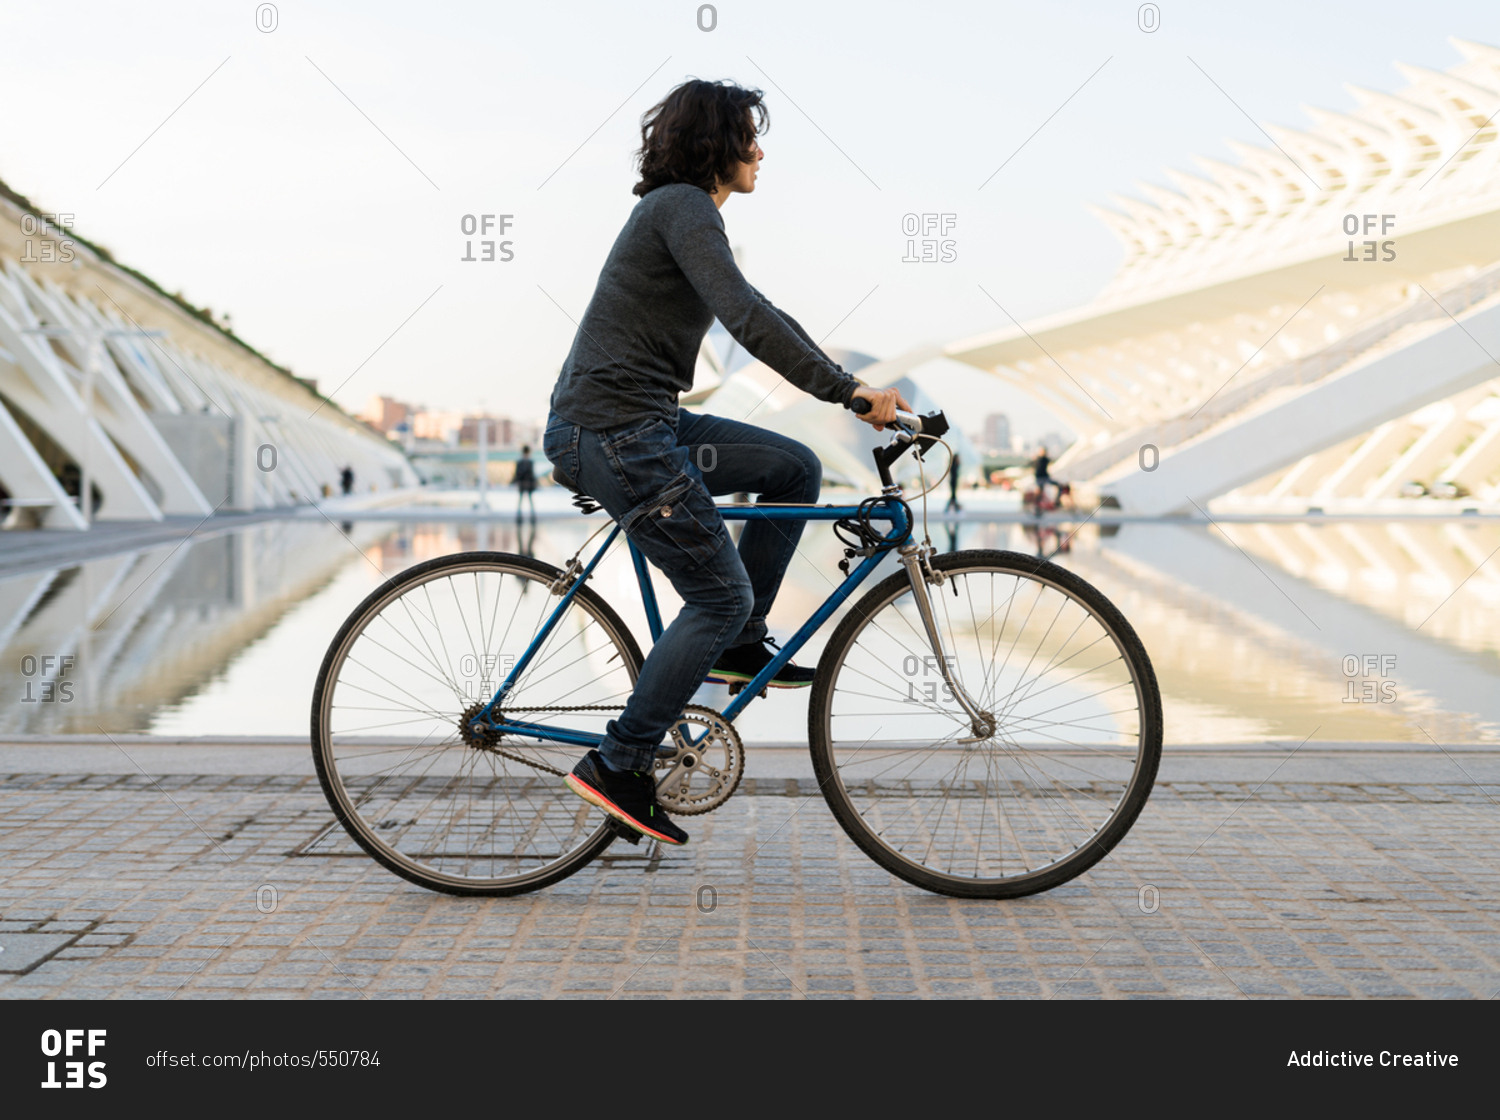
[{"x1": 310, "y1": 402, "x2": 1162, "y2": 899}]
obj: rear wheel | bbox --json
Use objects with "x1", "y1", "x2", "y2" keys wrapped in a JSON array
[
  {"x1": 311, "y1": 551, "x2": 643, "y2": 895},
  {"x1": 809, "y1": 548, "x2": 1161, "y2": 898}
]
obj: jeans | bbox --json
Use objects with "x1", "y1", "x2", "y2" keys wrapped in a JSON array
[{"x1": 542, "y1": 407, "x2": 822, "y2": 772}]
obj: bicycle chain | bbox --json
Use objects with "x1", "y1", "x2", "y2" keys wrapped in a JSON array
[
  {"x1": 469, "y1": 703, "x2": 626, "y2": 778},
  {"x1": 468, "y1": 705, "x2": 738, "y2": 800}
]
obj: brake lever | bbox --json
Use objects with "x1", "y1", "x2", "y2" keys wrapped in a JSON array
[{"x1": 903, "y1": 410, "x2": 949, "y2": 459}]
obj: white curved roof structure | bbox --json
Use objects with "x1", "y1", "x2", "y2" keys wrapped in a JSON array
[
  {"x1": 947, "y1": 38, "x2": 1500, "y2": 514},
  {"x1": 0, "y1": 190, "x2": 417, "y2": 529}
]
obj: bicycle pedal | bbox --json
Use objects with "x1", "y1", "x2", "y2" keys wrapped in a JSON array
[
  {"x1": 604, "y1": 818, "x2": 642, "y2": 845},
  {"x1": 725, "y1": 680, "x2": 768, "y2": 699}
]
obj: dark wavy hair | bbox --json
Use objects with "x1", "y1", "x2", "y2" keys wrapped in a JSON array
[{"x1": 632, "y1": 79, "x2": 768, "y2": 197}]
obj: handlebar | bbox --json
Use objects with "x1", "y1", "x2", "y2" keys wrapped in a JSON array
[
  {"x1": 848, "y1": 396, "x2": 930, "y2": 433},
  {"x1": 848, "y1": 395, "x2": 951, "y2": 489}
]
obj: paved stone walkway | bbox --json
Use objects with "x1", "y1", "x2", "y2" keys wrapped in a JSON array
[{"x1": 1, "y1": 745, "x2": 1497, "y2": 999}]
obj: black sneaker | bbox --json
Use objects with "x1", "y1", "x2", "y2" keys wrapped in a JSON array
[
  {"x1": 564, "y1": 750, "x2": 689, "y2": 846},
  {"x1": 706, "y1": 636, "x2": 815, "y2": 689}
]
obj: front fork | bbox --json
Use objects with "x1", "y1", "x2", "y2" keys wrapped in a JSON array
[{"x1": 897, "y1": 542, "x2": 996, "y2": 743}]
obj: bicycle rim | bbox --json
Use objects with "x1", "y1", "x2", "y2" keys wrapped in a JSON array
[
  {"x1": 311, "y1": 552, "x2": 642, "y2": 895},
  {"x1": 810, "y1": 548, "x2": 1161, "y2": 898}
]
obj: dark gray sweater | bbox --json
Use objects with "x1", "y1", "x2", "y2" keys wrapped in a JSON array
[{"x1": 549, "y1": 183, "x2": 862, "y2": 430}]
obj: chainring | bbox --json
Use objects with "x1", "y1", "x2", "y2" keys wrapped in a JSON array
[{"x1": 654, "y1": 704, "x2": 744, "y2": 816}]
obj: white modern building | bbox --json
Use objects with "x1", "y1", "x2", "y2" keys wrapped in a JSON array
[
  {"x1": 690, "y1": 332, "x2": 982, "y2": 490},
  {"x1": 0, "y1": 185, "x2": 417, "y2": 531},
  {"x1": 946, "y1": 38, "x2": 1500, "y2": 515}
]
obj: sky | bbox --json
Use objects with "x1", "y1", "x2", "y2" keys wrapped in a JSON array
[{"x1": 3, "y1": 0, "x2": 1498, "y2": 439}]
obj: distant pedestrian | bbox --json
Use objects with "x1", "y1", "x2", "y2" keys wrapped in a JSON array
[
  {"x1": 513, "y1": 445, "x2": 537, "y2": 520},
  {"x1": 340, "y1": 465, "x2": 354, "y2": 496},
  {"x1": 1032, "y1": 447, "x2": 1054, "y2": 507},
  {"x1": 945, "y1": 452, "x2": 961, "y2": 513}
]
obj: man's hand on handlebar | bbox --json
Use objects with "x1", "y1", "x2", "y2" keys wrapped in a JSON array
[{"x1": 849, "y1": 385, "x2": 913, "y2": 432}]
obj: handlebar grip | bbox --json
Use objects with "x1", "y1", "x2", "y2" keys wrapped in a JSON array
[{"x1": 850, "y1": 396, "x2": 926, "y2": 431}]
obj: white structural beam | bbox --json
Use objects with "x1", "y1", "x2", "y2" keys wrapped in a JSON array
[
  {"x1": 1361, "y1": 397, "x2": 1482, "y2": 500},
  {"x1": 0, "y1": 396, "x2": 87, "y2": 528},
  {"x1": 0, "y1": 302, "x2": 162, "y2": 521},
  {"x1": 0, "y1": 245, "x2": 418, "y2": 527},
  {"x1": 1307, "y1": 422, "x2": 1407, "y2": 501},
  {"x1": 1441, "y1": 399, "x2": 1500, "y2": 499},
  {"x1": 1103, "y1": 297, "x2": 1500, "y2": 514},
  {"x1": 939, "y1": 43, "x2": 1500, "y2": 513},
  {"x1": 37, "y1": 286, "x2": 214, "y2": 515}
]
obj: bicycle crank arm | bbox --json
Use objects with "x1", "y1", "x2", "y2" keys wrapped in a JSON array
[{"x1": 897, "y1": 545, "x2": 996, "y2": 743}]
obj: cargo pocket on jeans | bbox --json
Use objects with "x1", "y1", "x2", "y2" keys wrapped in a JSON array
[{"x1": 621, "y1": 471, "x2": 728, "y2": 575}]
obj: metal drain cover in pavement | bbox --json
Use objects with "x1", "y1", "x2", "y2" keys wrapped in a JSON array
[{"x1": 0, "y1": 933, "x2": 75, "y2": 973}]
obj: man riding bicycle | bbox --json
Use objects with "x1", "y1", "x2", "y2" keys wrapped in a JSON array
[{"x1": 543, "y1": 78, "x2": 908, "y2": 846}]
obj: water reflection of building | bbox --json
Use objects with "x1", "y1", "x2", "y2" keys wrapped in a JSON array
[
  {"x1": 0, "y1": 520, "x2": 401, "y2": 733},
  {"x1": 946, "y1": 40, "x2": 1500, "y2": 516},
  {"x1": 1213, "y1": 519, "x2": 1500, "y2": 658},
  {"x1": 1088, "y1": 520, "x2": 1500, "y2": 742}
]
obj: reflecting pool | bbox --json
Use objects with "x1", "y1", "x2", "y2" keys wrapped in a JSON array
[{"x1": 3, "y1": 499, "x2": 1498, "y2": 745}]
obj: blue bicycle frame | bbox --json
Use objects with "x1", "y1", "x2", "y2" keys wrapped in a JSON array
[{"x1": 471, "y1": 497, "x2": 913, "y2": 749}]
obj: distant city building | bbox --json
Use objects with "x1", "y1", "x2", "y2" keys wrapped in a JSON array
[
  {"x1": 459, "y1": 415, "x2": 513, "y2": 446},
  {"x1": 353, "y1": 399, "x2": 544, "y2": 454},
  {"x1": 360, "y1": 395, "x2": 413, "y2": 437},
  {"x1": 980, "y1": 413, "x2": 1012, "y2": 454},
  {"x1": 412, "y1": 409, "x2": 464, "y2": 445}
]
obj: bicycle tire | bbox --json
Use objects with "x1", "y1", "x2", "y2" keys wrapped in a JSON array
[
  {"x1": 808, "y1": 547, "x2": 1161, "y2": 899},
  {"x1": 311, "y1": 551, "x2": 644, "y2": 896}
]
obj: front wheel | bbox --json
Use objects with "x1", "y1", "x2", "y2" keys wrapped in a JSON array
[{"x1": 808, "y1": 548, "x2": 1162, "y2": 898}]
